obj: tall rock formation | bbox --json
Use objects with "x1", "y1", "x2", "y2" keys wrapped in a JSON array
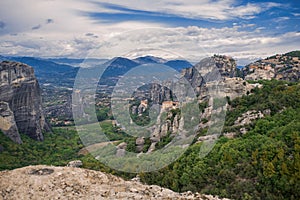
[
  {"x1": 129, "y1": 55, "x2": 243, "y2": 152},
  {"x1": 182, "y1": 55, "x2": 237, "y2": 94},
  {"x1": 0, "y1": 61, "x2": 50, "y2": 143}
]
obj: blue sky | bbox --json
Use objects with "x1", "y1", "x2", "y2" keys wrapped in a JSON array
[
  {"x1": 0, "y1": 0, "x2": 299, "y2": 65},
  {"x1": 85, "y1": 1, "x2": 299, "y2": 33}
]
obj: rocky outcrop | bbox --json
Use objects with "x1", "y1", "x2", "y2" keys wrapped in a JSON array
[
  {"x1": 135, "y1": 137, "x2": 145, "y2": 152},
  {"x1": 213, "y1": 55, "x2": 237, "y2": 77},
  {"x1": 131, "y1": 55, "x2": 237, "y2": 109},
  {"x1": 0, "y1": 165, "x2": 229, "y2": 200},
  {"x1": 0, "y1": 101, "x2": 21, "y2": 144},
  {"x1": 244, "y1": 68, "x2": 275, "y2": 81},
  {"x1": 234, "y1": 110, "x2": 265, "y2": 127},
  {"x1": 129, "y1": 55, "x2": 245, "y2": 152},
  {"x1": 222, "y1": 109, "x2": 270, "y2": 137},
  {"x1": 205, "y1": 77, "x2": 256, "y2": 100},
  {"x1": 149, "y1": 84, "x2": 173, "y2": 104},
  {"x1": 181, "y1": 55, "x2": 237, "y2": 97},
  {"x1": 181, "y1": 65, "x2": 204, "y2": 94},
  {"x1": 116, "y1": 142, "x2": 127, "y2": 157},
  {"x1": 240, "y1": 51, "x2": 300, "y2": 82},
  {"x1": 67, "y1": 160, "x2": 83, "y2": 168},
  {"x1": 0, "y1": 61, "x2": 50, "y2": 143}
]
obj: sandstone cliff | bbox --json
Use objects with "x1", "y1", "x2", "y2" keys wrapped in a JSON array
[
  {"x1": 0, "y1": 165, "x2": 228, "y2": 200},
  {"x1": 0, "y1": 61, "x2": 50, "y2": 143}
]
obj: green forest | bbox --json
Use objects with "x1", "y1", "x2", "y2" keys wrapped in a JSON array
[
  {"x1": 140, "y1": 80, "x2": 300, "y2": 200},
  {"x1": 0, "y1": 79, "x2": 299, "y2": 199}
]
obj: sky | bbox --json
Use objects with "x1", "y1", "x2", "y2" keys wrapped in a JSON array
[{"x1": 0, "y1": 0, "x2": 299, "y2": 65}]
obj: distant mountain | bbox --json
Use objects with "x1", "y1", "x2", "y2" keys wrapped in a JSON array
[
  {"x1": 164, "y1": 60, "x2": 193, "y2": 71},
  {"x1": 0, "y1": 55, "x2": 6, "y2": 62},
  {"x1": 0, "y1": 56, "x2": 79, "y2": 87},
  {"x1": 46, "y1": 58, "x2": 109, "y2": 68},
  {"x1": 133, "y1": 55, "x2": 166, "y2": 64},
  {"x1": 46, "y1": 58, "x2": 85, "y2": 66},
  {"x1": 133, "y1": 56, "x2": 192, "y2": 72},
  {"x1": 101, "y1": 57, "x2": 139, "y2": 78},
  {"x1": 97, "y1": 56, "x2": 193, "y2": 86},
  {"x1": 0, "y1": 55, "x2": 194, "y2": 87},
  {"x1": 11, "y1": 57, "x2": 77, "y2": 73},
  {"x1": 107, "y1": 57, "x2": 139, "y2": 68},
  {"x1": 102, "y1": 55, "x2": 192, "y2": 75}
]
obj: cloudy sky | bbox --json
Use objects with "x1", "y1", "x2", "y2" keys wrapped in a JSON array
[{"x1": 0, "y1": 0, "x2": 299, "y2": 65}]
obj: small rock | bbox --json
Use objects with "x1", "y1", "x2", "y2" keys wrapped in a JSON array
[
  {"x1": 135, "y1": 137, "x2": 145, "y2": 146},
  {"x1": 240, "y1": 127, "x2": 247, "y2": 134},
  {"x1": 67, "y1": 160, "x2": 83, "y2": 168},
  {"x1": 66, "y1": 187, "x2": 73, "y2": 192},
  {"x1": 117, "y1": 142, "x2": 127, "y2": 149},
  {"x1": 116, "y1": 149, "x2": 126, "y2": 157}
]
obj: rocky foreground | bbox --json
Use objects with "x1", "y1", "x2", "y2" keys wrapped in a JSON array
[{"x1": 0, "y1": 165, "x2": 229, "y2": 200}]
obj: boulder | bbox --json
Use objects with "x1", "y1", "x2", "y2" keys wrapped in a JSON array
[
  {"x1": 116, "y1": 142, "x2": 127, "y2": 157},
  {"x1": 135, "y1": 137, "x2": 145, "y2": 153},
  {"x1": 67, "y1": 160, "x2": 83, "y2": 168},
  {"x1": 116, "y1": 149, "x2": 126, "y2": 157}
]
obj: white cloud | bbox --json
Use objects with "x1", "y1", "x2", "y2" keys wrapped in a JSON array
[
  {"x1": 0, "y1": 0, "x2": 297, "y2": 66},
  {"x1": 274, "y1": 16, "x2": 290, "y2": 22},
  {"x1": 86, "y1": 0, "x2": 282, "y2": 20},
  {"x1": 227, "y1": 3, "x2": 262, "y2": 19},
  {"x1": 1, "y1": 24, "x2": 299, "y2": 65},
  {"x1": 292, "y1": 13, "x2": 300, "y2": 17}
]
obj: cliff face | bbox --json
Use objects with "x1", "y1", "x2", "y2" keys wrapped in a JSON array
[
  {"x1": 0, "y1": 61, "x2": 50, "y2": 143},
  {"x1": 0, "y1": 101, "x2": 21, "y2": 143},
  {"x1": 132, "y1": 55, "x2": 238, "y2": 105},
  {"x1": 128, "y1": 55, "x2": 244, "y2": 152}
]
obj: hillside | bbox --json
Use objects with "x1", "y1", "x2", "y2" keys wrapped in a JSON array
[
  {"x1": 240, "y1": 50, "x2": 300, "y2": 81},
  {"x1": 140, "y1": 80, "x2": 300, "y2": 200},
  {"x1": 0, "y1": 52, "x2": 299, "y2": 199},
  {"x1": 0, "y1": 81, "x2": 299, "y2": 199}
]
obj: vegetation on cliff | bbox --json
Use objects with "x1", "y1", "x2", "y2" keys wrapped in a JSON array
[
  {"x1": 140, "y1": 80, "x2": 300, "y2": 200},
  {"x1": 0, "y1": 79, "x2": 299, "y2": 199}
]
